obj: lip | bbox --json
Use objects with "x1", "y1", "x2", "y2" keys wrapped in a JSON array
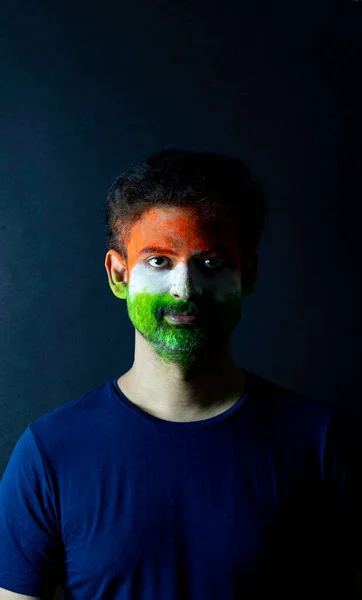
[{"x1": 165, "y1": 314, "x2": 197, "y2": 324}]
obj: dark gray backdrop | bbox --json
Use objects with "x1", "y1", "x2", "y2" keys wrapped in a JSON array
[
  {"x1": 1, "y1": 2, "x2": 361, "y2": 596},
  {"x1": 1, "y1": 0, "x2": 361, "y2": 474}
]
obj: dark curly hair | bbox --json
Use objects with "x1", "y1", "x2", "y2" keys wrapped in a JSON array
[{"x1": 105, "y1": 147, "x2": 268, "y2": 262}]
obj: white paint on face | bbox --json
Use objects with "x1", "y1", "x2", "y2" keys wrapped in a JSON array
[{"x1": 128, "y1": 259, "x2": 241, "y2": 302}]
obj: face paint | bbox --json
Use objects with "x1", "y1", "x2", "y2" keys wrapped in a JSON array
[{"x1": 122, "y1": 206, "x2": 244, "y2": 365}]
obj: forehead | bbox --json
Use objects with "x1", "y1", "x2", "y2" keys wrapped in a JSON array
[{"x1": 126, "y1": 205, "x2": 238, "y2": 251}]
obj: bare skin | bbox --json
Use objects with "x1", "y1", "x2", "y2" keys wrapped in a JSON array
[
  {"x1": 105, "y1": 206, "x2": 257, "y2": 422},
  {"x1": 116, "y1": 336, "x2": 247, "y2": 422}
]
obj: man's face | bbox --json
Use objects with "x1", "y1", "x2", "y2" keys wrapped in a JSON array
[{"x1": 109, "y1": 205, "x2": 247, "y2": 365}]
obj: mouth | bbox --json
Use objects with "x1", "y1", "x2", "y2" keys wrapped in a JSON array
[{"x1": 164, "y1": 313, "x2": 198, "y2": 324}]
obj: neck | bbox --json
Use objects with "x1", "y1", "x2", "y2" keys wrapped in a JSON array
[{"x1": 118, "y1": 330, "x2": 246, "y2": 422}]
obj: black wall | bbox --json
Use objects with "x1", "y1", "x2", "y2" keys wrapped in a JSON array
[{"x1": 1, "y1": 0, "x2": 361, "y2": 480}]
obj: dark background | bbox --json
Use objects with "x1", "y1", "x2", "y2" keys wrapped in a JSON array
[
  {"x1": 1, "y1": 1, "x2": 361, "y2": 596},
  {"x1": 1, "y1": 0, "x2": 361, "y2": 534}
]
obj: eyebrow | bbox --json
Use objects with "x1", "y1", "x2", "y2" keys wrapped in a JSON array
[
  {"x1": 138, "y1": 245, "x2": 231, "y2": 257},
  {"x1": 139, "y1": 246, "x2": 178, "y2": 256}
]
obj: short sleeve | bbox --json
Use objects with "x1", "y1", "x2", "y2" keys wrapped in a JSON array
[
  {"x1": 0, "y1": 426, "x2": 63, "y2": 598},
  {"x1": 322, "y1": 409, "x2": 362, "y2": 591}
]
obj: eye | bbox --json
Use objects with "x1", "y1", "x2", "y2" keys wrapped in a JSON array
[
  {"x1": 146, "y1": 256, "x2": 172, "y2": 269},
  {"x1": 199, "y1": 257, "x2": 226, "y2": 272}
]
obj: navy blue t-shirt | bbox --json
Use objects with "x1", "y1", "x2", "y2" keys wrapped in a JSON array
[{"x1": 0, "y1": 370, "x2": 361, "y2": 599}]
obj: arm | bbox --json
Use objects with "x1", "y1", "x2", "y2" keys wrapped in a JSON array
[
  {"x1": 323, "y1": 410, "x2": 362, "y2": 597},
  {"x1": 0, "y1": 429, "x2": 61, "y2": 600},
  {"x1": 0, "y1": 589, "x2": 41, "y2": 599},
  {"x1": 356, "y1": 568, "x2": 362, "y2": 598}
]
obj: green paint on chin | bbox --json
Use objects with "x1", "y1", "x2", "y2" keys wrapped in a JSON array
[{"x1": 125, "y1": 289, "x2": 243, "y2": 365}]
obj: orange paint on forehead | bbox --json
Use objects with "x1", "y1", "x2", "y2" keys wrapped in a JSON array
[{"x1": 125, "y1": 206, "x2": 241, "y2": 274}]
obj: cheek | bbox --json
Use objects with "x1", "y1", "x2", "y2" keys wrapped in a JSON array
[
  {"x1": 127, "y1": 262, "x2": 241, "y2": 299},
  {"x1": 211, "y1": 269, "x2": 242, "y2": 301},
  {"x1": 128, "y1": 263, "x2": 172, "y2": 296}
]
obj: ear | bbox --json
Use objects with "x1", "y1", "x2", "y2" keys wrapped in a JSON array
[
  {"x1": 104, "y1": 250, "x2": 129, "y2": 299},
  {"x1": 241, "y1": 251, "x2": 258, "y2": 297}
]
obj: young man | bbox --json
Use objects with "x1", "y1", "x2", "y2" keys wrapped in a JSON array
[{"x1": 0, "y1": 148, "x2": 361, "y2": 599}]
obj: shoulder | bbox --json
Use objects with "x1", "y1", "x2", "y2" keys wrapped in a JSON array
[
  {"x1": 245, "y1": 369, "x2": 333, "y2": 435},
  {"x1": 247, "y1": 370, "x2": 362, "y2": 457}
]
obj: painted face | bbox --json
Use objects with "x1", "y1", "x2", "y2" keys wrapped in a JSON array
[{"x1": 119, "y1": 206, "x2": 245, "y2": 365}]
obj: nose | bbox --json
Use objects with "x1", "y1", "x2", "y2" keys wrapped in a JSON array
[{"x1": 169, "y1": 263, "x2": 200, "y2": 300}]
